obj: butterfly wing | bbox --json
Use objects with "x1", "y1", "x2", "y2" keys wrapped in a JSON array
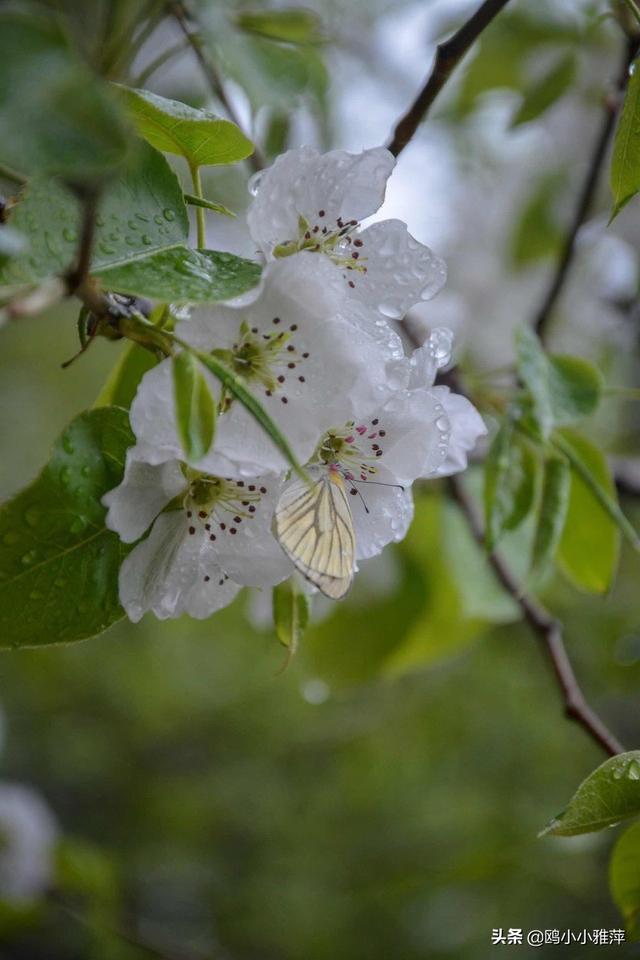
[{"x1": 274, "y1": 471, "x2": 355, "y2": 600}]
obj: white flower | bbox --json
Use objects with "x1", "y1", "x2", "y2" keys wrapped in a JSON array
[
  {"x1": 277, "y1": 328, "x2": 486, "y2": 564},
  {"x1": 246, "y1": 146, "x2": 447, "y2": 319},
  {"x1": 409, "y1": 328, "x2": 487, "y2": 477},
  {"x1": 0, "y1": 783, "x2": 58, "y2": 902},
  {"x1": 130, "y1": 255, "x2": 407, "y2": 477},
  {"x1": 103, "y1": 451, "x2": 291, "y2": 622}
]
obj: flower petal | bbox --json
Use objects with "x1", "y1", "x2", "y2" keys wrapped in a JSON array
[
  {"x1": 213, "y1": 476, "x2": 293, "y2": 586},
  {"x1": 118, "y1": 512, "x2": 239, "y2": 622},
  {"x1": 348, "y1": 465, "x2": 415, "y2": 561},
  {"x1": 346, "y1": 219, "x2": 447, "y2": 319},
  {"x1": 430, "y1": 386, "x2": 487, "y2": 477},
  {"x1": 247, "y1": 146, "x2": 395, "y2": 255},
  {"x1": 409, "y1": 327, "x2": 454, "y2": 388},
  {"x1": 102, "y1": 449, "x2": 186, "y2": 543}
]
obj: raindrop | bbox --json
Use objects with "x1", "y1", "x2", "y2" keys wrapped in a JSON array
[
  {"x1": 62, "y1": 227, "x2": 77, "y2": 243},
  {"x1": 248, "y1": 172, "x2": 263, "y2": 196},
  {"x1": 141, "y1": 234, "x2": 153, "y2": 245},
  {"x1": 378, "y1": 302, "x2": 402, "y2": 320},
  {"x1": 163, "y1": 208, "x2": 176, "y2": 221},
  {"x1": 62, "y1": 436, "x2": 75, "y2": 455},
  {"x1": 28, "y1": 590, "x2": 43, "y2": 601},
  {"x1": 24, "y1": 507, "x2": 40, "y2": 528}
]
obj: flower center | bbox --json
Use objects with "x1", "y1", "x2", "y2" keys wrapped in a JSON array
[
  {"x1": 312, "y1": 416, "x2": 387, "y2": 483},
  {"x1": 273, "y1": 211, "x2": 368, "y2": 282},
  {"x1": 184, "y1": 473, "x2": 268, "y2": 540},
  {"x1": 211, "y1": 318, "x2": 309, "y2": 407}
]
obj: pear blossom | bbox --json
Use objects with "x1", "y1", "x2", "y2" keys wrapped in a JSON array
[
  {"x1": 103, "y1": 451, "x2": 291, "y2": 622},
  {"x1": 246, "y1": 146, "x2": 447, "y2": 320},
  {"x1": 130, "y1": 255, "x2": 407, "y2": 477},
  {"x1": 276, "y1": 328, "x2": 486, "y2": 565}
]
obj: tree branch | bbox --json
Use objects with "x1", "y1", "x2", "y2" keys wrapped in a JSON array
[
  {"x1": 447, "y1": 473, "x2": 625, "y2": 757},
  {"x1": 533, "y1": 34, "x2": 639, "y2": 342},
  {"x1": 168, "y1": 0, "x2": 264, "y2": 172},
  {"x1": 387, "y1": 0, "x2": 512, "y2": 157}
]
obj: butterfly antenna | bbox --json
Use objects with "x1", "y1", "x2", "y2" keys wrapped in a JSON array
[
  {"x1": 350, "y1": 478, "x2": 405, "y2": 492},
  {"x1": 348, "y1": 483, "x2": 370, "y2": 514}
]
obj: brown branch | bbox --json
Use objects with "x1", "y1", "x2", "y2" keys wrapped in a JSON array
[
  {"x1": 533, "y1": 34, "x2": 639, "y2": 342},
  {"x1": 168, "y1": 0, "x2": 264, "y2": 172},
  {"x1": 387, "y1": 0, "x2": 512, "y2": 157},
  {"x1": 447, "y1": 473, "x2": 625, "y2": 757}
]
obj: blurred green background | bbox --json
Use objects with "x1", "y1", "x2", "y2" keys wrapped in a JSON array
[{"x1": 2, "y1": 0, "x2": 640, "y2": 956}]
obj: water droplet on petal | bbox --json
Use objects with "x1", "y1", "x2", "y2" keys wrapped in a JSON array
[{"x1": 248, "y1": 172, "x2": 263, "y2": 196}]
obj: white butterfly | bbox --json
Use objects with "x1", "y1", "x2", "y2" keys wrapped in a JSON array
[{"x1": 273, "y1": 465, "x2": 356, "y2": 600}]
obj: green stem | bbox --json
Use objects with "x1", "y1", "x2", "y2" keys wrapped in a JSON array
[
  {"x1": 603, "y1": 387, "x2": 640, "y2": 401},
  {"x1": 189, "y1": 163, "x2": 206, "y2": 249}
]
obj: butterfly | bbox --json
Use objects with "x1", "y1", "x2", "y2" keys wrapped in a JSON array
[{"x1": 273, "y1": 464, "x2": 356, "y2": 600}]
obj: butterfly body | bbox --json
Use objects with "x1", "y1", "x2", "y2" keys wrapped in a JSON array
[{"x1": 273, "y1": 464, "x2": 355, "y2": 599}]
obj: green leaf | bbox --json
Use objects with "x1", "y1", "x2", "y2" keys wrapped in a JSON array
[
  {"x1": 515, "y1": 327, "x2": 603, "y2": 437},
  {"x1": 273, "y1": 578, "x2": 310, "y2": 655},
  {"x1": 511, "y1": 54, "x2": 576, "y2": 127},
  {"x1": 541, "y1": 752, "x2": 640, "y2": 837},
  {"x1": 484, "y1": 420, "x2": 537, "y2": 548},
  {"x1": 547, "y1": 355, "x2": 603, "y2": 424},
  {"x1": 510, "y1": 173, "x2": 565, "y2": 268},
  {"x1": 94, "y1": 343, "x2": 158, "y2": 410},
  {"x1": 235, "y1": 9, "x2": 324, "y2": 44},
  {"x1": 610, "y1": 819, "x2": 640, "y2": 941},
  {"x1": 0, "y1": 143, "x2": 188, "y2": 286},
  {"x1": 0, "y1": 408, "x2": 133, "y2": 647},
  {"x1": 611, "y1": 57, "x2": 640, "y2": 220},
  {"x1": 516, "y1": 326, "x2": 554, "y2": 438},
  {"x1": 194, "y1": 349, "x2": 307, "y2": 482},
  {"x1": 0, "y1": 8, "x2": 131, "y2": 184},
  {"x1": 184, "y1": 193, "x2": 236, "y2": 217},
  {"x1": 554, "y1": 430, "x2": 621, "y2": 593},
  {"x1": 529, "y1": 456, "x2": 570, "y2": 580},
  {"x1": 95, "y1": 247, "x2": 261, "y2": 303},
  {"x1": 173, "y1": 352, "x2": 216, "y2": 462},
  {"x1": 117, "y1": 86, "x2": 254, "y2": 167}
]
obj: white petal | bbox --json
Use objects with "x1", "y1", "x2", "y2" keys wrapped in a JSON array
[
  {"x1": 348, "y1": 466, "x2": 415, "y2": 561},
  {"x1": 213, "y1": 476, "x2": 293, "y2": 586},
  {"x1": 102, "y1": 449, "x2": 186, "y2": 543},
  {"x1": 409, "y1": 327, "x2": 454, "y2": 388},
  {"x1": 346, "y1": 219, "x2": 447, "y2": 319},
  {"x1": 366, "y1": 388, "x2": 450, "y2": 485},
  {"x1": 430, "y1": 387, "x2": 487, "y2": 477},
  {"x1": 247, "y1": 146, "x2": 395, "y2": 256},
  {"x1": 118, "y1": 512, "x2": 238, "y2": 622}
]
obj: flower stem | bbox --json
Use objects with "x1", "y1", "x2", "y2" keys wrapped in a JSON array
[{"x1": 189, "y1": 163, "x2": 206, "y2": 249}]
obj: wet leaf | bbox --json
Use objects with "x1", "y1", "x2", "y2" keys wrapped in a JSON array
[
  {"x1": 541, "y1": 752, "x2": 640, "y2": 836},
  {"x1": 117, "y1": 86, "x2": 254, "y2": 167},
  {"x1": 0, "y1": 408, "x2": 133, "y2": 647},
  {"x1": 611, "y1": 58, "x2": 640, "y2": 220}
]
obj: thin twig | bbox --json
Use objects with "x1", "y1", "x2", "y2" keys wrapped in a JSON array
[
  {"x1": 0, "y1": 162, "x2": 27, "y2": 185},
  {"x1": 168, "y1": 0, "x2": 264, "y2": 172},
  {"x1": 533, "y1": 34, "x2": 639, "y2": 342},
  {"x1": 447, "y1": 474, "x2": 625, "y2": 757},
  {"x1": 387, "y1": 0, "x2": 512, "y2": 157}
]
